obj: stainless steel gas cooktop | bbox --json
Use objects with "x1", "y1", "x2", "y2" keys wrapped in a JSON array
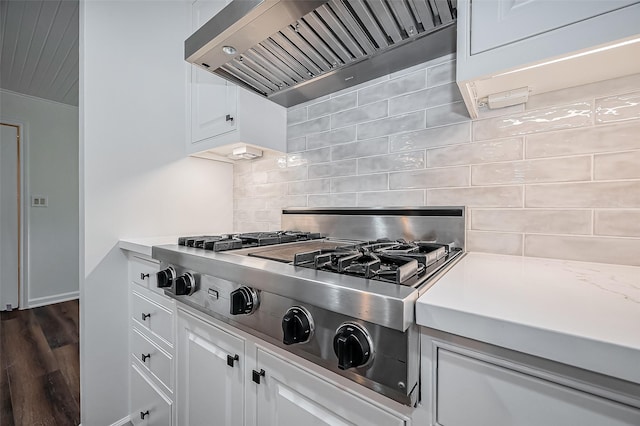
[{"x1": 152, "y1": 207, "x2": 465, "y2": 406}]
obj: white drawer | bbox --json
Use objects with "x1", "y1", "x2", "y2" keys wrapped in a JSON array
[
  {"x1": 130, "y1": 256, "x2": 160, "y2": 290},
  {"x1": 437, "y1": 349, "x2": 640, "y2": 426},
  {"x1": 132, "y1": 290, "x2": 173, "y2": 346},
  {"x1": 131, "y1": 364, "x2": 172, "y2": 426},
  {"x1": 132, "y1": 327, "x2": 173, "y2": 393}
]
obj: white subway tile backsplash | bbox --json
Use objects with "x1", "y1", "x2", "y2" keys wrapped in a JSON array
[
  {"x1": 265, "y1": 195, "x2": 307, "y2": 209},
  {"x1": 287, "y1": 137, "x2": 306, "y2": 153},
  {"x1": 308, "y1": 92, "x2": 358, "y2": 119},
  {"x1": 308, "y1": 159, "x2": 357, "y2": 179},
  {"x1": 357, "y1": 190, "x2": 424, "y2": 207},
  {"x1": 288, "y1": 115, "x2": 331, "y2": 139},
  {"x1": 389, "y1": 166, "x2": 470, "y2": 189},
  {"x1": 595, "y1": 91, "x2": 640, "y2": 123},
  {"x1": 471, "y1": 156, "x2": 591, "y2": 185},
  {"x1": 287, "y1": 148, "x2": 331, "y2": 166},
  {"x1": 287, "y1": 107, "x2": 307, "y2": 125},
  {"x1": 427, "y1": 138, "x2": 523, "y2": 167},
  {"x1": 358, "y1": 71, "x2": 426, "y2": 106},
  {"x1": 525, "y1": 121, "x2": 640, "y2": 158},
  {"x1": 233, "y1": 57, "x2": 640, "y2": 266},
  {"x1": 525, "y1": 235, "x2": 640, "y2": 266},
  {"x1": 389, "y1": 83, "x2": 463, "y2": 116},
  {"x1": 428, "y1": 186, "x2": 523, "y2": 207},
  {"x1": 357, "y1": 111, "x2": 425, "y2": 140},
  {"x1": 426, "y1": 101, "x2": 470, "y2": 127},
  {"x1": 389, "y1": 122, "x2": 471, "y2": 152},
  {"x1": 306, "y1": 126, "x2": 357, "y2": 149},
  {"x1": 595, "y1": 210, "x2": 640, "y2": 237},
  {"x1": 330, "y1": 137, "x2": 388, "y2": 161},
  {"x1": 594, "y1": 150, "x2": 640, "y2": 180},
  {"x1": 526, "y1": 181, "x2": 640, "y2": 208},
  {"x1": 331, "y1": 173, "x2": 388, "y2": 193},
  {"x1": 426, "y1": 61, "x2": 455, "y2": 87},
  {"x1": 288, "y1": 179, "x2": 331, "y2": 195},
  {"x1": 467, "y1": 231, "x2": 523, "y2": 256},
  {"x1": 471, "y1": 209, "x2": 592, "y2": 235},
  {"x1": 308, "y1": 193, "x2": 357, "y2": 207},
  {"x1": 526, "y1": 73, "x2": 640, "y2": 111},
  {"x1": 251, "y1": 154, "x2": 287, "y2": 173},
  {"x1": 265, "y1": 166, "x2": 307, "y2": 183},
  {"x1": 474, "y1": 102, "x2": 592, "y2": 141},
  {"x1": 331, "y1": 101, "x2": 388, "y2": 129},
  {"x1": 234, "y1": 171, "x2": 268, "y2": 188},
  {"x1": 358, "y1": 151, "x2": 425, "y2": 174},
  {"x1": 236, "y1": 182, "x2": 287, "y2": 198}
]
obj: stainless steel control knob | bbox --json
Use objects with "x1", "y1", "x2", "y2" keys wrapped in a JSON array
[{"x1": 230, "y1": 287, "x2": 259, "y2": 315}]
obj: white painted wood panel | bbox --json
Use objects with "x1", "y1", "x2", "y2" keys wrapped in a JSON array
[
  {"x1": 132, "y1": 327, "x2": 174, "y2": 394},
  {"x1": 437, "y1": 349, "x2": 640, "y2": 426},
  {"x1": 470, "y1": 0, "x2": 637, "y2": 54},
  {"x1": 177, "y1": 310, "x2": 245, "y2": 426},
  {"x1": 131, "y1": 364, "x2": 172, "y2": 426},
  {"x1": 132, "y1": 290, "x2": 174, "y2": 346},
  {"x1": 0, "y1": 124, "x2": 19, "y2": 310},
  {"x1": 0, "y1": 0, "x2": 79, "y2": 105},
  {"x1": 255, "y1": 347, "x2": 405, "y2": 426}
]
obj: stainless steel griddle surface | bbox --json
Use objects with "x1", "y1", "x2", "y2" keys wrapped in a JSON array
[{"x1": 246, "y1": 240, "x2": 350, "y2": 263}]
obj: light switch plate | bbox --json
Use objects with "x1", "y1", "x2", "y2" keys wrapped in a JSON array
[{"x1": 31, "y1": 196, "x2": 48, "y2": 207}]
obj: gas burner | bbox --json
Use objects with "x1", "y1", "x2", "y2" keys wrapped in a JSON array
[
  {"x1": 178, "y1": 231, "x2": 323, "y2": 252},
  {"x1": 293, "y1": 240, "x2": 450, "y2": 285}
]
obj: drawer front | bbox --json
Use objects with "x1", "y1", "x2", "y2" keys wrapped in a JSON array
[
  {"x1": 133, "y1": 327, "x2": 173, "y2": 393},
  {"x1": 132, "y1": 290, "x2": 173, "y2": 346},
  {"x1": 437, "y1": 349, "x2": 640, "y2": 426},
  {"x1": 130, "y1": 257, "x2": 160, "y2": 290},
  {"x1": 131, "y1": 364, "x2": 172, "y2": 426}
]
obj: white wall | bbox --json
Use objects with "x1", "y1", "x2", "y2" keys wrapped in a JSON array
[
  {"x1": 80, "y1": 1, "x2": 233, "y2": 425},
  {"x1": 1, "y1": 89, "x2": 80, "y2": 306}
]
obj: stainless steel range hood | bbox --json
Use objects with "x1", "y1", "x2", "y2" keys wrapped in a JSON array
[{"x1": 185, "y1": 0, "x2": 457, "y2": 107}]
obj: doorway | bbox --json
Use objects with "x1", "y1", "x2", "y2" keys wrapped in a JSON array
[{"x1": 1, "y1": 122, "x2": 22, "y2": 311}]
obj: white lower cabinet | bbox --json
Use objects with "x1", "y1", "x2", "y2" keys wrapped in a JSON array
[
  {"x1": 420, "y1": 328, "x2": 640, "y2": 426},
  {"x1": 127, "y1": 253, "x2": 176, "y2": 425},
  {"x1": 436, "y1": 349, "x2": 640, "y2": 426},
  {"x1": 176, "y1": 308, "x2": 408, "y2": 426},
  {"x1": 255, "y1": 347, "x2": 405, "y2": 426},
  {"x1": 177, "y1": 310, "x2": 245, "y2": 426},
  {"x1": 131, "y1": 363, "x2": 173, "y2": 426}
]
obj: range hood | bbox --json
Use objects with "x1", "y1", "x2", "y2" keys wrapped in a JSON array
[{"x1": 185, "y1": 0, "x2": 457, "y2": 107}]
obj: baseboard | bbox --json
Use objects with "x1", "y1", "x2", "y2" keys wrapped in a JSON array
[{"x1": 27, "y1": 291, "x2": 79, "y2": 309}]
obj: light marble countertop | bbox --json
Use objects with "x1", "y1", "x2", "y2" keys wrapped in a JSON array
[
  {"x1": 417, "y1": 252, "x2": 640, "y2": 384},
  {"x1": 119, "y1": 236, "x2": 179, "y2": 257}
]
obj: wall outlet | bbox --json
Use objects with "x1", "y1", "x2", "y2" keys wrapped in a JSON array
[{"x1": 31, "y1": 196, "x2": 48, "y2": 207}]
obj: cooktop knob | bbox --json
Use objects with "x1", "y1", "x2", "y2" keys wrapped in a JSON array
[
  {"x1": 230, "y1": 287, "x2": 259, "y2": 315},
  {"x1": 333, "y1": 322, "x2": 373, "y2": 370},
  {"x1": 282, "y1": 306, "x2": 314, "y2": 345},
  {"x1": 174, "y1": 273, "x2": 196, "y2": 296},
  {"x1": 156, "y1": 267, "x2": 175, "y2": 288}
]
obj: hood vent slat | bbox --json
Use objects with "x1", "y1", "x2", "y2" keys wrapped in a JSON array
[{"x1": 186, "y1": 0, "x2": 457, "y2": 107}]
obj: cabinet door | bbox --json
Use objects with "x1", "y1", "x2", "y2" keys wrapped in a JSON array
[
  {"x1": 470, "y1": 0, "x2": 638, "y2": 55},
  {"x1": 255, "y1": 348, "x2": 405, "y2": 426},
  {"x1": 131, "y1": 364, "x2": 172, "y2": 426},
  {"x1": 190, "y1": 0, "x2": 237, "y2": 145},
  {"x1": 177, "y1": 311, "x2": 244, "y2": 426},
  {"x1": 437, "y1": 349, "x2": 640, "y2": 426}
]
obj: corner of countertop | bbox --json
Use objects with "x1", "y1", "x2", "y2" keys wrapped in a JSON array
[{"x1": 119, "y1": 236, "x2": 179, "y2": 257}]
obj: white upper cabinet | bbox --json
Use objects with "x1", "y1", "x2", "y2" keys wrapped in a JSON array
[
  {"x1": 457, "y1": 0, "x2": 640, "y2": 118},
  {"x1": 187, "y1": 0, "x2": 286, "y2": 161}
]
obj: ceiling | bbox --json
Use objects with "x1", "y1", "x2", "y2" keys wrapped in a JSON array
[{"x1": 0, "y1": 0, "x2": 79, "y2": 106}]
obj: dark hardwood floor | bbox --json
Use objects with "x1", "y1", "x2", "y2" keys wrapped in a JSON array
[{"x1": 0, "y1": 300, "x2": 80, "y2": 426}]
